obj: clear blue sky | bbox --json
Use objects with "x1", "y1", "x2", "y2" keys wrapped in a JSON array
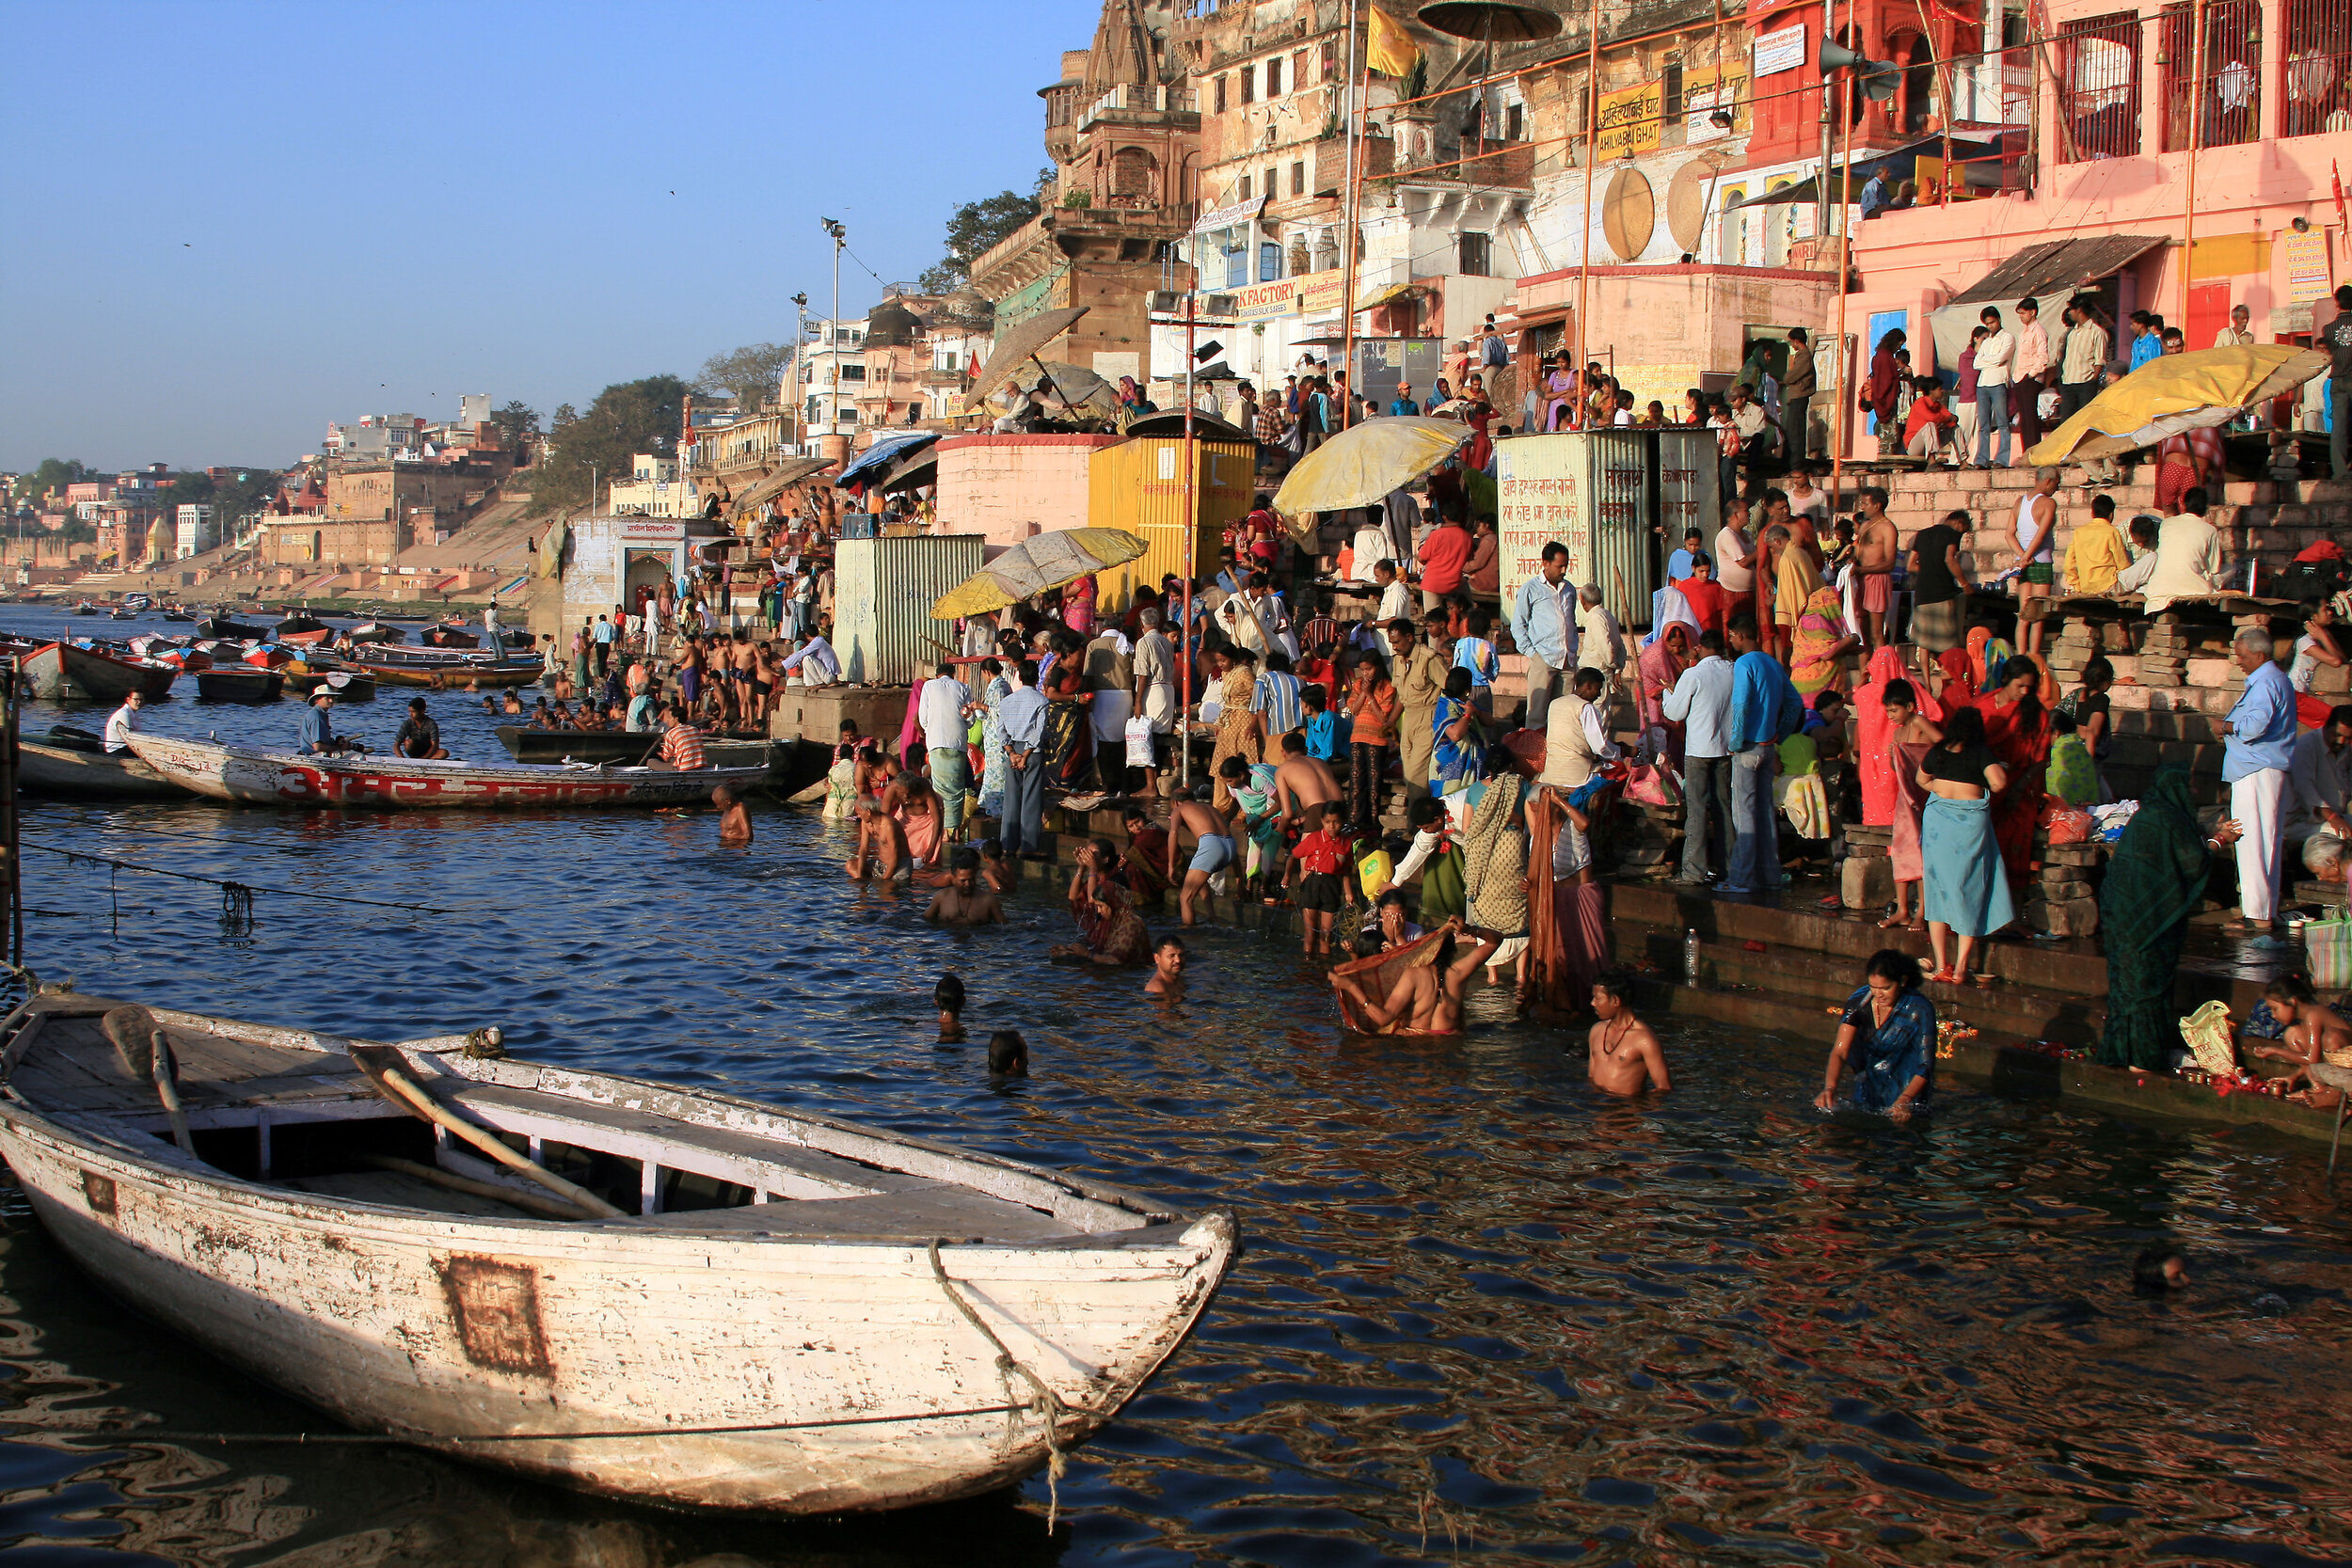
[{"x1": 0, "y1": 0, "x2": 1100, "y2": 473}]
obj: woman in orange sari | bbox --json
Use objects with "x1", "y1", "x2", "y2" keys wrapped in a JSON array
[{"x1": 1968, "y1": 654, "x2": 2053, "y2": 892}]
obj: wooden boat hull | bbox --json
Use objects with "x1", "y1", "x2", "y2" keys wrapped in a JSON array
[
  {"x1": 194, "y1": 669, "x2": 285, "y2": 703},
  {"x1": 16, "y1": 741, "x2": 187, "y2": 800},
  {"x1": 21, "y1": 642, "x2": 177, "y2": 703},
  {"x1": 366, "y1": 662, "x2": 542, "y2": 690},
  {"x1": 0, "y1": 996, "x2": 1234, "y2": 1513},
  {"x1": 128, "y1": 735, "x2": 772, "y2": 808},
  {"x1": 422, "y1": 625, "x2": 481, "y2": 648}
]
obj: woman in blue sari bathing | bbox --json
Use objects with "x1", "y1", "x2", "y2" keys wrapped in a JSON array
[{"x1": 1815, "y1": 949, "x2": 1937, "y2": 1122}]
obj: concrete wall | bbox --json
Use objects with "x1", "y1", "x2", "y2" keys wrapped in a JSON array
[
  {"x1": 933, "y1": 434, "x2": 1121, "y2": 546},
  {"x1": 555, "y1": 516, "x2": 694, "y2": 645},
  {"x1": 258, "y1": 517, "x2": 407, "y2": 566},
  {"x1": 1512, "y1": 264, "x2": 1841, "y2": 414}
]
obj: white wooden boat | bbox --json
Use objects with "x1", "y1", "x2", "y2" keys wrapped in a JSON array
[
  {"x1": 0, "y1": 993, "x2": 1235, "y2": 1513},
  {"x1": 17, "y1": 733, "x2": 188, "y2": 801},
  {"x1": 127, "y1": 735, "x2": 771, "y2": 809}
]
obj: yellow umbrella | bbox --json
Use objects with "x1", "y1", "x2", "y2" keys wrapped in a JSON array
[
  {"x1": 930, "y1": 528, "x2": 1149, "y2": 619},
  {"x1": 1271, "y1": 416, "x2": 1470, "y2": 526},
  {"x1": 2025, "y1": 344, "x2": 2329, "y2": 466}
]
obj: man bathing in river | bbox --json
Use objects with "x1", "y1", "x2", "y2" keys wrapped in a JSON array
[
  {"x1": 925, "y1": 847, "x2": 1006, "y2": 925},
  {"x1": 1586, "y1": 970, "x2": 1671, "y2": 1094},
  {"x1": 712, "y1": 785, "x2": 753, "y2": 846},
  {"x1": 847, "y1": 797, "x2": 909, "y2": 881},
  {"x1": 1329, "y1": 917, "x2": 1500, "y2": 1036},
  {"x1": 1145, "y1": 935, "x2": 1187, "y2": 995},
  {"x1": 1167, "y1": 796, "x2": 1236, "y2": 926},
  {"x1": 1272, "y1": 732, "x2": 1343, "y2": 829}
]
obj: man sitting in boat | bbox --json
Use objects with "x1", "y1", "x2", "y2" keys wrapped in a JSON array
[
  {"x1": 656, "y1": 705, "x2": 709, "y2": 769},
  {"x1": 298, "y1": 691, "x2": 356, "y2": 756},
  {"x1": 103, "y1": 690, "x2": 142, "y2": 754},
  {"x1": 392, "y1": 698, "x2": 449, "y2": 761}
]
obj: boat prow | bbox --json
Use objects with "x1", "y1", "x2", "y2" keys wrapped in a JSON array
[{"x1": 0, "y1": 993, "x2": 1236, "y2": 1513}]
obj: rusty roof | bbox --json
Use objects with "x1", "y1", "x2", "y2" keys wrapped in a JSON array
[{"x1": 1949, "y1": 234, "x2": 2169, "y2": 306}]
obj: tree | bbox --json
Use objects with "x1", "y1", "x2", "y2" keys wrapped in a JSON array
[
  {"x1": 489, "y1": 401, "x2": 540, "y2": 450},
  {"x1": 917, "y1": 175, "x2": 1050, "y2": 293},
  {"x1": 12, "y1": 458, "x2": 95, "y2": 508},
  {"x1": 529, "y1": 375, "x2": 691, "y2": 515},
  {"x1": 695, "y1": 342, "x2": 789, "y2": 414}
]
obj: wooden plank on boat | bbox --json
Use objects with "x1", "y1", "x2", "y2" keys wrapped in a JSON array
[
  {"x1": 282, "y1": 1170, "x2": 543, "y2": 1220},
  {"x1": 622, "y1": 1187, "x2": 1093, "y2": 1243}
]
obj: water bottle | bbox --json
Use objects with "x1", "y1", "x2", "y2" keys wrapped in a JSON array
[{"x1": 1684, "y1": 927, "x2": 1702, "y2": 986}]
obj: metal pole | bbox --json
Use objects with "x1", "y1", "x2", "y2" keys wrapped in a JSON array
[
  {"x1": 1819, "y1": 0, "x2": 1837, "y2": 242},
  {"x1": 1181, "y1": 289, "x2": 1199, "y2": 792},
  {"x1": 1573, "y1": 0, "x2": 1600, "y2": 420},
  {"x1": 1339, "y1": 0, "x2": 1362, "y2": 430},
  {"x1": 1831, "y1": 67, "x2": 1855, "y2": 500},
  {"x1": 3, "y1": 655, "x2": 18, "y2": 977},
  {"x1": 2180, "y1": 0, "x2": 2204, "y2": 325},
  {"x1": 823, "y1": 219, "x2": 847, "y2": 448}
]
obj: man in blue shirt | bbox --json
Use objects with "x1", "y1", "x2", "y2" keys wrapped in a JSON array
[
  {"x1": 1663, "y1": 628, "x2": 1737, "y2": 883},
  {"x1": 995, "y1": 663, "x2": 1051, "y2": 859},
  {"x1": 1509, "y1": 541, "x2": 1578, "y2": 730},
  {"x1": 296, "y1": 691, "x2": 351, "y2": 757},
  {"x1": 1722, "y1": 611, "x2": 1803, "y2": 895},
  {"x1": 1389, "y1": 383, "x2": 1421, "y2": 417},
  {"x1": 2127, "y1": 310, "x2": 2164, "y2": 372},
  {"x1": 2218, "y1": 625, "x2": 2298, "y2": 938}
]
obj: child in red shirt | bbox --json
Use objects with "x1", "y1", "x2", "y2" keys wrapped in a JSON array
[{"x1": 1284, "y1": 801, "x2": 1355, "y2": 957}]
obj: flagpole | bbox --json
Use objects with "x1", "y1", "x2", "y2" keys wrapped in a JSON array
[{"x1": 2180, "y1": 0, "x2": 2205, "y2": 327}]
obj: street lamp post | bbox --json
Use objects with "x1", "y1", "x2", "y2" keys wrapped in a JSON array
[
  {"x1": 791, "y1": 291, "x2": 811, "y2": 451},
  {"x1": 821, "y1": 219, "x2": 847, "y2": 450}
]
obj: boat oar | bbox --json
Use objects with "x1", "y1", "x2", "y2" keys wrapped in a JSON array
[
  {"x1": 347, "y1": 1045, "x2": 626, "y2": 1220},
  {"x1": 102, "y1": 1006, "x2": 192, "y2": 1153}
]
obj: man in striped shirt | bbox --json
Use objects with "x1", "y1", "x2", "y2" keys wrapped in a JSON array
[
  {"x1": 1254, "y1": 652, "x2": 1305, "y2": 748},
  {"x1": 657, "y1": 705, "x2": 708, "y2": 770}
]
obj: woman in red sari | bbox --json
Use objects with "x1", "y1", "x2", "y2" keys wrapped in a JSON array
[
  {"x1": 1968, "y1": 654, "x2": 2053, "y2": 893},
  {"x1": 1461, "y1": 374, "x2": 1496, "y2": 469}
]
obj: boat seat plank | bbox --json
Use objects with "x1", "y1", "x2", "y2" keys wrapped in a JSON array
[
  {"x1": 279, "y1": 1170, "x2": 543, "y2": 1220},
  {"x1": 437, "y1": 1082, "x2": 943, "y2": 1196},
  {"x1": 622, "y1": 1186, "x2": 1083, "y2": 1243}
]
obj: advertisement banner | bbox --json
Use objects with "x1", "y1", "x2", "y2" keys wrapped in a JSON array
[
  {"x1": 1295, "y1": 272, "x2": 1347, "y2": 317},
  {"x1": 1754, "y1": 23, "x2": 1806, "y2": 76},
  {"x1": 1230, "y1": 277, "x2": 1300, "y2": 320},
  {"x1": 2283, "y1": 230, "x2": 2332, "y2": 305},
  {"x1": 1597, "y1": 79, "x2": 1665, "y2": 160},
  {"x1": 618, "y1": 519, "x2": 687, "y2": 543},
  {"x1": 1496, "y1": 436, "x2": 1588, "y2": 620}
]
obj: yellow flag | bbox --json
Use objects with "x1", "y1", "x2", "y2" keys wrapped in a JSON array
[{"x1": 1367, "y1": 6, "x2": 1418, "y2": 78}]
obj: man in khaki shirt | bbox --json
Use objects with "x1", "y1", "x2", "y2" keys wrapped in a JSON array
[{"x1": 1388, "y1": 618, "x2": 1449, "y2": 806}]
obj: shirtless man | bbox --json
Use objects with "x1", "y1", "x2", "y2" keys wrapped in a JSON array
[
  {"x1": 713, "y1": 784, "x2": 753, "y2": 847},
  {"x1": 676, "y1": 637, "x2": 706, "y2": 719},
  {"x1": 1586, "y1": 969, "x2": 1672, "y2": 1094},
  {"x1": 1271, "y1": 732, "x2": 1343, "y2": 829},
  {"x1": 1144, "y1": 935, "x2": 1187, "y2": 996},
  {"x1": 752, "y1": 640, "x2": 779, "y2": 723},
  {"x1": 847, "y1": 797, "x2": 908, "y2": 881},
  {"x1": 1329, "y1": 918, "x2": 1500, "y2": 1036},
  {"x1": 2013, "y1": 467, "x2": 2059, "y2": 659},
  {"x1": 1852, "y1": 486, "x2": 1900, "y2": 650},
  {"x1": 501, "y1": 689, "x2": 525, "y2": 716},
  {"x1": 925, "y1": 848, "x2": 1006, "y2": 925},
  {"x1": 729, "y1": 631, "x2": 758, "y2": 719},
  {"x1": 1168, "y1": 796, "x2": 1238, "y2": 926},
  {"x1": 977, "y1": 837, "x2": 1015, "y2": 893}
]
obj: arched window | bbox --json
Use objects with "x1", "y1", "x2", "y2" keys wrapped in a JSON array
[
  {"x1": 1110, "y1": 147, "x2": 1156, "y2": 203},
  {"x1": 1764, "y1": 180, "x2": 1793, "y2": 265}
]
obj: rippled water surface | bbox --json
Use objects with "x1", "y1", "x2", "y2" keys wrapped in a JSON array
[{"x1": 6, "y1": 610, "x2": 2352, "y2": 1566}]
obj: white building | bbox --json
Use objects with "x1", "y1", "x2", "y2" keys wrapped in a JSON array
[
  {"x1": 799, "y1": 318, "x2": 866, "y2": 439},
  {"x1": 174, "y1": 503, "x2": 214, "y2": 559},
  {"x1": 605, "y1": 453, "x2": 702, "y2": 517}
]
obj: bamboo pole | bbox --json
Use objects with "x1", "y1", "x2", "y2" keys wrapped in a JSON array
[
  {"x1": 1831, "y1": 67, "x2": 1856, "y2": 500},
  {"x1": 1340, "y1": 0, "x2": 1364, "y2": 431},
  {"x1": 1573, "y1": 0, "x2": 1601, "y2": 422}
]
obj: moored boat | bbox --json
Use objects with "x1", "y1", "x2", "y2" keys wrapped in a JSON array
[
  {"x1": 283, "y1": 670, "x2": 375, "y2": 702},
  {"x1": 21, "y1": 641, "x2": 177, "y2": 703},
  {"x1": 127, "y1": 735, "x2": 772, "y2": 808},
  {"x1": 356, "y1": 657, "x2": 542, "y2": 690},
  {"x1": 194, "y1": 667, "x2": 286, "y2": 703},
  {"x1": 196, "y1": 616, "x2": 271, "y2": 641},
  {"x1": 17, "y1": 727, "x2": 189, "y2": 800},
  {"x1": 71, "y1": 601, "x2": 99, "y2": 617},
  {"x1": 0, "y1": 993, "x2": 1234, "y2": 1512},
  {"x1": 421, "y1": 623, "x2": 481, "y2": 649},
  {"x1": 346, "y1": 621, "x2": 404, "y2": 644},
  {"x1": 274, "y1": 615, "x2": 332, "y2": 646}
]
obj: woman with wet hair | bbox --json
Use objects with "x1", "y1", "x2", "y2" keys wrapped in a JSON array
[{"x1": 1814, "y1": 949, "x2": 1936, "y2": 1122}]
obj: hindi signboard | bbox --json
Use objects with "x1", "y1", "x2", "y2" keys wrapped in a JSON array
[
  {"x1": 1754, "y1": 23, "x2": 1807, "y2": 76},
  {"x1": 1597, "y1": 80, "x2": 1665, "y2": 160}
]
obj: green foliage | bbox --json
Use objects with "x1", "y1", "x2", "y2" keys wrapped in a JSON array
[
  {"x1": 490, "y1": 401, "x2": 540, "y2": 449},
  {"x1": 1404, "y1": 55, "x2": 1427, "y2": 102},
  {"x1": 12, "y1": 458, "x2": 96, "y2": 508},
  {"x1": 917, "y1": 176, "x2": 1048, "y2": 293},
  {"x1": 529, "y1": 375, "x2": 691, "y2": 515},
  {"x1": 694, "y1": 342, "x2": 789, "y2": 413}
]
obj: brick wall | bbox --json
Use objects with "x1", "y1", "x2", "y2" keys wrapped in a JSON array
[{"x1": 934, "y1": 434, "x2": 1121, "y2": 546}]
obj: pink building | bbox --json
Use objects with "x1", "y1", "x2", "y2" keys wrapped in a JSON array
[{"x1": 1834, "y1": 0, "x2": 2349, "y2": 454}]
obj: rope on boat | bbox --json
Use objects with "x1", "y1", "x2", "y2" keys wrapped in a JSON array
[
  {"x1": 19, "y1": 840, "x2": 460, "y2": 914},
  {"x1": 31, "y1": 1402, "x2": 1032, "y2": 1447},
  {"x1": 928, "y1": 1237, "x2": 1076, "y2": 1530}
]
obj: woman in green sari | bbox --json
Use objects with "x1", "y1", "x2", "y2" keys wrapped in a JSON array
[{"x1": 2096, "y1": 767, "x2": 2240, "y2": 1069}]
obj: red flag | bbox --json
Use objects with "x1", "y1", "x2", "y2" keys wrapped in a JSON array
[{"x1": 2334, "y1": 159, "x2": 2347, "y2": 231}]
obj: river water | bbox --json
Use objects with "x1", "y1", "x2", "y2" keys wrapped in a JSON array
[{"x1": 5, "y1": 610, "x2": 2352, "y2": 1566}]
